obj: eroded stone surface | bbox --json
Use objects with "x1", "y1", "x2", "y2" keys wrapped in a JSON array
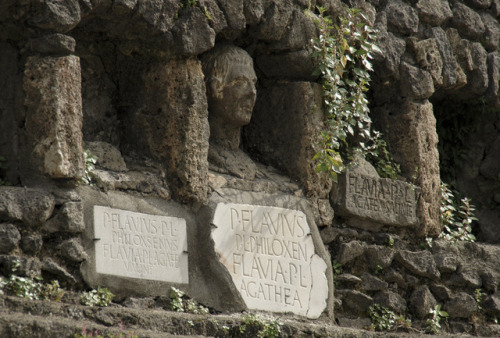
[
  {"x1": 211, "y1": 203, "x2": 328, "y2": 318},
  {"x1": 0, "y1": 224, "x2": 20, "y2": 254},
  {"x1": 0, "y1": 187, "x2": 55, "y2": 227},
  {"x1": 23, "y1": 55, "x2": 84, "y2": 180},
  {"x1": 335, "y1": 169, "x2": 419, "y2": 227},
  {"x1": 93, "y1": 206, "x2": 188, "y2": 284}
]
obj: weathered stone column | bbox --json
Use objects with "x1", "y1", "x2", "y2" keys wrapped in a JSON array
[
  {"x1": 375, "y1": 100, "x2": 441, "y2": 236},
  {"x1": 23, "y1": 41, "x2": 84, "y2": 182},
  {"x1": 139, "y1": 59, "x2": 210, "y2": 203}
]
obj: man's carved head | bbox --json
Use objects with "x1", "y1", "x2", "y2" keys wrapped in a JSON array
[{"x1": 202, "y1": 44, "x2": 257, "y2": 127}]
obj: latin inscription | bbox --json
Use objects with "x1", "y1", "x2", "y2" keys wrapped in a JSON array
[
  {"x1": 212, "y1": 203, "x2": 328, "y2": 318},
  {"x1": 93, "y1": 206, "x2": 188, "y2": 283},
  {"x1": 343, "y1": 173, "x2": 418, "y2": 226}
]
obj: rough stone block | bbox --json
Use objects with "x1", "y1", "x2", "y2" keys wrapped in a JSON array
[
  {"x1": 413, "y1": 38, "x2": 444, "y2": 87},
  {"x1": 416, "y1": 0, "x2": 452, "y2": 26},
  {"x1": 58, "y1": 238, "x2": 88, "y2": 263},
  {"x1": 217, "y1": 0, "x2": 246, "y2": 39},
  {"x1": 425, "y1": 27, "x2": 459, "y2": 89},
  {"x1": 0, "y1": 187, "x2": 55, "y2": 227},
  {"x1": 433, "y1": 253, "x2": 459, "y2": 273},
  {"x1": 384, "y1": 269, "x2": 406, "y2": 289},
  {"x1": 336, "y1": 273, "x2": 362, "y2": 284},
  {"x1": 373, "y1": 290, "x2": 407, "y2": 314},
  {"x1": 172, "y1": 7, "x2": 215, "y2": 56},
  {"x1": 396, "y1": 250, "x2": 440, "y2": 280},
  {"x1": 243, "y1": 0, "x2": 264, "y2": 25},
  {"x1": 430, "y1": 283, "x2": 453, "y2": 301},
  {"x1": 334, "y1": 158, "x2": 419, "y2": 228},
  {"x1": 244, "y1": 81, "x2": 331, "y2": 198},
  {"x1": 447, "y1": 270, "x2": 482, "y2": 288},
  {"x1": 0, "y1": 224, "x2": 20, "y2": 254},
  {"x1": 27, "y1": 33, "x2": 76, "y2": 54},
  {"x1": 452, "y1": 3, "x2": 486, "y2": 40},
  {"x1": 361, "y1": 273, "x2": 388, "y2": 291},
  {"x1": 268, "y1": 9, "x2": 316, "y2": 51},
  {"x1": 410, "y1": 285, "x2": 437, "y2": 319},
  {"x1": 43, "y1": 202, "x2": 85, "y2": 234},
  {"x1": 199, "y1": 0, "x2": 227, "y2": 34},
  {"x1": 42, "y1": 257, "x2": 76, "y2": 284},
  {"x1": 336, "y1": 241, "x2": 366, "y2": 265},
  {"x1": 136, "y1": 59, "x2": 209, "y2": 203},
  {"x1": 249, "y1": 0, "x2": 293, "y2": 41},
  {"x1": 28, "y1": 0, "x2": 81, "y2": 32},
  {"x1": 476, "y1": 324, "x2": 500, "y2": 337},
  {"x1": 445, "y1": 292, "x2": 477, "y2": 318},
  {"x1": 468, "y1": 42, "x2": 489, "y2": 96},
  {"x1": 483, "y1": 295, "x2": 500, "y2": 317},
  {"x1": 364, "y1": 245, "x2": 395, "y2": 269},
  {"x1": 487, "y1": 53, "x2": 500, "y2": 107},
  {"x1": 373, "y1": 31, "x2": 406, "y2": 78},
  {"x1": 338, "y1": 289, "x2": 373, "y2": 314},
  {"x1": 400, "y1": 62, "x2": 435, "y2": 99},
  {"x1": 20, "y1": 234, "x2": 43, "y2": 255},
  {"x1": 386, "y1": 0, "x2": 419, "y2": 35},
  {"x1": 23, "y1": 55, "x2": 84, "y2": 180},
  {"x1": 465, "y1": 0, "x2": 493, "y2": 8},
  {"x1": 481, "y1": 12, "x2": 500, "y2": 52},
  {"x1": 375, "y1": 99, "x2": 441, "y2": 236}
]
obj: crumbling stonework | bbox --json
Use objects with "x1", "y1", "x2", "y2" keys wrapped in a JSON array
[
  {"x1": 1, "y1": 0, "x2": 500, "y2": 335},
  {"x1": 23, "y1": 55, "x2": 84, "y2": 181}
]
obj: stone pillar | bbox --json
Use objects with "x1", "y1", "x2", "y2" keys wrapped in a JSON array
[
  {"x1": 23, "y1": 52, "x2": 84, "y2": 181},
  {"x1": 376, "y1": 100, "x2": 441, "y2": 236},
  {"x1": 138, "y1": 59, "x2": 210, "y2": 203}
]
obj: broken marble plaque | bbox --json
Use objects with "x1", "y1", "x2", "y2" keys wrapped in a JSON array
[
  {"x1": 211, "y1": 203, "x2": 328, "y2": 318},
  {"x1": 93, "y1": 206, "x2": 188, "y2": 283}
]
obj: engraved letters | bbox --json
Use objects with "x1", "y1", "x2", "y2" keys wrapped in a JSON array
[
  {"x1": 341, "y1": 173, "x2": 419, "y2": 226},
  {"x1": 212, "y1": 203, "x2": 328, "y2": 318},
  {"x1": 93, "y1": 206, "x2": 188, "y2": 283}
]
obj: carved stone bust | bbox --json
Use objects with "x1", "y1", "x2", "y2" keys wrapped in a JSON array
[{"x1": 202, "y1": 44, "x2": 257, "y2": 180}]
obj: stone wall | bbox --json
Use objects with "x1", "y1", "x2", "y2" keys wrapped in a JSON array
[
  {"x1": 367, "y1": 0, "x2": 500, "y2": 238},
  {"x1": 323, "y1": 225, "x2": 500, "y2": 335},
  {"x1": 1, "y1": 0, "x2": 500, "y2": 334},
  {"x1": 1, "y1": 0, "x2": 498, "y2": 238}
]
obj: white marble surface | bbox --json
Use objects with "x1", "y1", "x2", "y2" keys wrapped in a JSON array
[
  {"x1": 212, "y1": 203, "x2": 328, "y2": 318},
  {"x1": 93, "y1": 206, "x2": 188, "y2": 283}
]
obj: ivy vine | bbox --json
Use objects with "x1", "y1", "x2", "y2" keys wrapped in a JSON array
[
  {"x1": 310, "y1": 6, "x2": 399, "y2": 181},
  {"x1": 439, "y1": 182, "x2": 477, "y2": 242}
]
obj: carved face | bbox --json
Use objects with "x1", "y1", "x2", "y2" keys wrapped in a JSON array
[{"x1": 208, "y1": 61, "x2": 257, "y2": 127}]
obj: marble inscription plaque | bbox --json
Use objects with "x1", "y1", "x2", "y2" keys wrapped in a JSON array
[
  {"x1": 342, "y1": 172, "x2": 418, "y2": 226},
  {"x1": 212, "y1": 203, "x2": 328, "y2": 318},
  {"x1": 93, "y1": 206, "x2": 188, "y2": 283}
]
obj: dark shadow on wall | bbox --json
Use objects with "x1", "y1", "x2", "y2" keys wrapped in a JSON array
[{"x1": 432, "y1": 96, "x2": 500, "y2": 243}]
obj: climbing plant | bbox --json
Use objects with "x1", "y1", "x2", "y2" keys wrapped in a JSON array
[
  {"x1": 439, "y1": 182, "x2": 477, "y2": 242},
  {"x1": 310, "y1": 6, "x2": 399, "y2": 181}
]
